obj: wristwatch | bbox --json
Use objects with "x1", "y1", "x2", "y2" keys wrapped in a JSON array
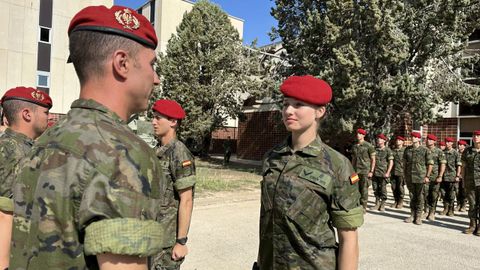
[{"x1": 176, "y1": 237, "x2": 188, "y2": 245}]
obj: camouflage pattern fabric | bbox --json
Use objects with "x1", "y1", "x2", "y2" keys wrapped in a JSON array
[
  {"x1": 257, "y1": 135, "x2": 364, "y2": 270},
  {"x1": 444, "y1": 149, "x2": 461, "y2": 182},
  {"x1": 403, "y1": 145, "x2": 433, "y2": 184},
  {"x1": 0, "y1": 128, "x2": 34, "y2": 212},
  {"x1": 462, "y1": 148, "x2": 480, "y2": 220},
  {"x1": 392, "y1": 147, "x2": 405, "y2": 177},
  {"x1": 373, "y1": 146, "x2": 393, "y2": 177},
  {"x1": 151, "y1": 138, "x2": 196, "y2": 270},
  {"x1": 10, "y1": 99, "x2": 177, "y2": 270},
  {"x1": 352, "y1": 141, "x2": 376, "y2": 174},
  {"x1": 426, "y1": 147, "x2": 446, "y2": 210},
  {"x1": 391, "y1": 147, "x2": 406, "y2": 203}
]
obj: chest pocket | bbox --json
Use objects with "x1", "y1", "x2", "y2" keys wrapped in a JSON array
[{"x1": 286, "y1": 167, "x2": 334, "y2": 245}]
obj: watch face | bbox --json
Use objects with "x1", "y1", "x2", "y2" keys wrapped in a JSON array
[{"x1": 176, "y1": 237, "x2": 188, "y2": 245}]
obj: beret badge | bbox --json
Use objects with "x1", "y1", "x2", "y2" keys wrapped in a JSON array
[
  {"x1": 31, "y1": 90, "x2": 45, "y2": 101},
  {"x1": 115, "y1": 8, "x2": 140, "y2": 30}
]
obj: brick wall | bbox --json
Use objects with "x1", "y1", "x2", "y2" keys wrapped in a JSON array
[
  {"x1": 424, "y1": 118, "x2": 458, "y2": 142},
  {"x1": 210, "y1": 127, "x2": 238, "y2": 154},
  {"x1": 237, "y1": 111, "x2": 289, "y2": 160}
]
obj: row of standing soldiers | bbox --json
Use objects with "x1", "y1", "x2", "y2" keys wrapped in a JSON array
[{"x1": 352, "y1": 128, "x2": 480, "y2": 235}]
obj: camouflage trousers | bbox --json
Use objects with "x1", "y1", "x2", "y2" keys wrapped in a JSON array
[
  {"x1": 149, "y1": 247, "x2": 184, "y2": 270},
  {"x1": 455, "y1": 180, "x2": 467, "y2": 208},
  {"x1": 372, "y1": 176, "x2": 388, "y2": 201},
  {"x1": 358, "y1": 174, "x2": 370, "y2": 208},
  {"x1": 427, "y1": 182, "x2": 441, "y2": 209},
  {"x1": 466, "y1": 184, "x2": 480, "y2": 220},
  {"x1": 390, "y1": 175, "x2": 405, "y2": 202},
  {"x1": 408, "y1": 182, "x2": 424, "y2": 213},
  {"x1": 441, "y1": 182, "x2": 456, "y2": 206}
]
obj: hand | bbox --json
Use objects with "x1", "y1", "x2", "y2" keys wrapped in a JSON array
[
  {"x1": 435, "y1": 176, "x2": 442, "y2": 183},
  {"x1": 172, "y1": 243, "x2": 188, "y2": 261},
  {"x1": 424, "y1": 177, "x2": 430, "y2": 184},
  {"x1": 455, "y1": 176, "x2": 460, "y2": 182},
  {"x1": 367, "y1": 172, "x2": 373, "y2": 178},
  {"x1": 384, "y1": 172, "x2": 390, "y2": 178}
]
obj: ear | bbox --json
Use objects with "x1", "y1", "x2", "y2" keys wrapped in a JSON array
[
  {"x1": 315, "y1": 106, "x2": 326, "y2": 119},
  {"x1": 112, "y1": 50, "x2": 130, "y2": 80},
  {"x1": 21, "y1": 108, "x2": 32, "y2": 122},
  {"x1": 169, "y1": 119, "x2": 178, "y2": 128}
]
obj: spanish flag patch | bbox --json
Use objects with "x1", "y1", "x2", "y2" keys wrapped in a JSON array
[
  {"x1": 182, "y1": 160, "x2": 192, "y2": 167},
  {"x1": 350, "y1": 173, "x2": 360, "y2": 185}
]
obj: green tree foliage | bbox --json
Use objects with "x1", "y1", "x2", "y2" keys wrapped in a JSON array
[
  {"x1": 155, "y1": 0, "x2": 263, "y2": 152},
  {"x1": 271, "y1": 0, "x2": 480, "y2": 141}
]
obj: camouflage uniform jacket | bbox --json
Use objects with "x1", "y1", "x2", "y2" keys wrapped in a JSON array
[
  {"x1": 392, "y1": 147, "x2": 405, "y2": 177},
  {"x1": 444, "y1": 149, "x2": 462, "y2": 182},
  {"x1": 352, "y1": 141, "x2": 376, "y2": 174},
  {"x1": 373, "y1": 146, "x2": 394, "y2": 177},
  {"x1": 155, "y1": 138, "x2": 196, "y2": 239},
  {"x1": 428, "y1": 147, "x2": 447, "y2": 180},
  {"x1": 10, "y1": 99, "x2": 176, "y2": 270},
  {"x1": 0, "y1": 128, "x2": 34, "y2": 212},
  {"x1": 403, "y1": 145, "x2": 434, "y2": 184},
  {"x1": 258, "y1": 135, "x2": 364, "y2": 270},
  {"x1": 461, "y1": 147, "x2": 480, "y2": 187}
]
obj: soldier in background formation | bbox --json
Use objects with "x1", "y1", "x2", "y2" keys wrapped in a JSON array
[
  {"x1": 456, "y1": 140, "x2": 468, "y2": 212},
  {"x1": 151, "y1": 99, "x2": 196, "y2": 270},
  {"x1": 403, "y1": 132, "x2": 433, "y2": 225},
  {"x1": 352, "y1": 128, "x2": 376, "y2": 212},
  {"x1": 371, "y1": 133, "x2": 393, "y2": 212},
  {"x1": 425, "y1": 134, "x2": 446, "y2": 221},
  {"x1": 391, "y1": 136, "x2": 406, "y2": 208},
  {"x1": 0, "y1": 87, "x2": 52, "y2": 269},
  {"x1": 9, "y1": 5, "x2": 176, "y2": 270},
  {"x1": 442, "y1": 137, "x2": 462, "y2": 217},
  {"x1": 462, "y1": 130, "x2": 480, "y2": 235}
]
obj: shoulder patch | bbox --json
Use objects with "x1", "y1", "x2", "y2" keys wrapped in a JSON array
[
  {"x1": 350, "y1": 173, "x2": 360, "y2": 184},
  {"x1": 182, "y1": 160, "x2": 192, "y2": 167}
]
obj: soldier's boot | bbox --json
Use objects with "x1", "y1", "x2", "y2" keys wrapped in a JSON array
[
  {"x1": 396, "y1": 198, "x2": 404, "y2": 209},
  {"x1": 464, "y1": 219, "x2": 477, "y2": 234},
  {"x1": 414, "y1": 211, "x2": 423, "y2": 225},
  {"x1": 379, "y1": 201, "x2": 386, "y2": 212},
  {"x1": 447, "y1": 205, "x2": 455, "y2": 217},
  {"x1": 440, "y1": 204, "x2": 449, "y2": 216},
  {"x1": 427, "y1": 208, "x2": 435, "y2": 221},
  {"x1": 459, "y1": 202, "x2": 467, "y2": 212},
  {"x1": 371, "y1": 198, "x2": 380, "y2": 210},
  {"x1": 422, "y1": 207, "x2": 429, "y2": 219},
  {"x1": 362, "y1": 202, "x2": 368, "y2": 214},
  {"x1": 391, "y1": 200, "x2": 397, "y2": 208},
  {"x1": 405, "y1": 209, "x2": 414, "y2": 223}
]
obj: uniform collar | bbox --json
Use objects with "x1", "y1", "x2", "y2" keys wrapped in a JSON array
[
  {"x1": 273, "y1": 135, "x2": 323, "y2": 157},
  {"x1": 71, "y1": 99, "x2": 125, "y2": 124},
  {"x1": 156, "y1": 137, "x2": 178, "y2": 156},
  {"x1": 4, "y1": 128, "x2": 34, "y2": 146}
]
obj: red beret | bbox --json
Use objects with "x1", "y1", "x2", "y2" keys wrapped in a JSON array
[
  {"x1": 68, "y1": 6, "x2": 157, "y2": 49},
  {"x1": 426, "y1": 134, "x2": 437, "y2": 141},
  {"x1": 445, "y1": 137, "x2": 455, "y2": 143},
  {"x1": 1, "y1": 87, "x2": 52, "y2": 109},
  {"x1": 280, "y1": 75, "x2": 332, "y2": 106},
  {"x1": 357, "y1": 128, "x2": 367, "y2": 135},
  {"x1": 474, "y1": 130, "x2": 480, "y2": 136},
  {"x1": 411, "y1": 131, "x2": 421, "y2": 138},
  {"x1": 439, "y1": 141, "x2": 446, "y2": 146},
  {"x1": 396, "y1": 136, "x2": 405, "y2": 141},
  {"x1": 377, "y1": 133, "x2": 388, "y2": 140},
  {"x1": 152, "y1": 99, "x2": 185, "y2": 120},
  {"x1": 458, "y1": 140, "x2": 468, "y2": 146}
]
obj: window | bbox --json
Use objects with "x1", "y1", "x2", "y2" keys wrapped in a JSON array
[
  {"x1": 37, "y1": 71, "x2": 50, "y2": 88},
  {"x1": 459, "y1": 103, "x2": 480, "y2": 116},
  {"x1": 39, "y1": 26, "x2": 51, "y2": 43}
]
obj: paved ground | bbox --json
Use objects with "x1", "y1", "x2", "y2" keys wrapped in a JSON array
[{"x1": 183, "y1": 189, "x2": 480, "y2": 270}]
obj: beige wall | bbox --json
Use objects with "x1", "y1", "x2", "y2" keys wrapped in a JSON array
[{"x1": 0, "y1": 0, "x2": 113, "y2": 114}]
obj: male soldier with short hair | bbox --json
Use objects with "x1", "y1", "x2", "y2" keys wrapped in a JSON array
[
  {"x1": 441, "y1": 137, "x2": 462, "y2": 216},
  {"x1": 403, "y1": 132, "x2": 433, "y2": 225},
  {"x1": 371, "y1": 134, "x2": 393, "y2": 211},
  {"x1": 352, "y1": 128, "x2": 376, "y2": 212},
  {"x1": 391, "y1": 136, "x2": 406, "y2": 208},
  {"x1": 425, "y1": 134, "x2": 446, "y2": 221},
  {"x1": 456, "y1": 140, "x2": 469, "y2": 212},
  {"x1": 10, "y1": 5, "x2": 175, "y2": 270},
  {"x1": 0, "y1": 87, "x2": 52, "y2": 269},
  {"x1": 462, "y1": 131, "x2": 480, "y2": 235},
  {"x1": 151, "y1": 99, "x2": 195, "y2": 270}
]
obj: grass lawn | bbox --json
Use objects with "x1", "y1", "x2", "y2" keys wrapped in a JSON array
[{"x1": 195, "y1": 157, "x2": 262, "y2": 194}]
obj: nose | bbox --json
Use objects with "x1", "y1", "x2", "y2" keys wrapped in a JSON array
[
  {"x1": 283, "y1": 104, "x2": 294, "y2": 115},
  {"x1": 153, "y1": 72, "x2": 160, "y2": 85}
]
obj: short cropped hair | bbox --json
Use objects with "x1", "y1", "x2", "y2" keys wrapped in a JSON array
[
  {"x1": 69, "y1": 31, "x2": 142, "y2": 84},
  {"x1": 2, "y1": 100, "x2": 37, "y2": 125}
]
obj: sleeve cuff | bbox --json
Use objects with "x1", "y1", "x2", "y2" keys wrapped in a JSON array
[
  {"x1": 0, "y1": 196, "x2": 13, "y2": 212},
  {"x1": 84, "y1": 218, "x2": 174, "y2": 256},
  {"x1": 440, "y1": 160, "x2": 447, "y2": 164},
  {"x1": 331, "y1": 206, "x2": 364, "y2": 229},
  {"x1": 174, "y1": 175, "x2": 196, "y2": 191},
  {"x1": 456, "y1": 162, "x2": 463, "y2": 166},
  {"x1": 427, "y1": 161, "x2": 434, "y2": 165}
]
